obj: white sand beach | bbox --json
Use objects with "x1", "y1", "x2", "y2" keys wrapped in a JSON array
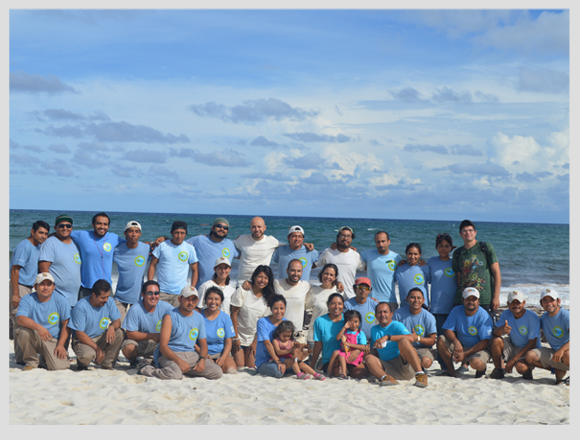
[{"x1": 8, "y1": 340, "x2": 570, "y2": 425}]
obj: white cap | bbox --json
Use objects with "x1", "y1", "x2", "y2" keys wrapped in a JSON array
[
  {"x1": 508, "y1": 290, "x2": 525, "y2": 303},
  {"x1": 540, "y1": 288, "x2": 559, "y2": 301},
  {"x1": 214, "y1": 256, "x2": 232, "y2": 267},
  {"x1": 180, "y1": 286, "x2": 199, "y2": 298},
  {"x1": 124, "y1": 221, "x2": 142, "y2": 232},
  {"x1": 287, "y1": 225, "x2": 305, "y2": 236},
  {"x1": 35, "y1": 272, "x2": 55, "y2": 284},
  {"x1": 462, "y1": 287, "x2": 480, "y2": 299}
]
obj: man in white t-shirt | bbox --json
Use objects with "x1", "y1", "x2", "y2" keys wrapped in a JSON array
[
  {"x1": 274, "y1": 259, "x2": 311, "y2": 331},
  {"x1": 314, "y1": 226, "x2": 364, "y2": 299},
  {"x1": 233, "y1": 217, "x2": 282, "y2": 286}
]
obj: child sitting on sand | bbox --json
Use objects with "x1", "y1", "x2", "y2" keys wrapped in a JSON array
[
  {"x1": 327, "y1": 310, "x2": 368, "y2": 380},
  {"x1": 272, "y1": 321, "x2": 325, "y2": 380}
]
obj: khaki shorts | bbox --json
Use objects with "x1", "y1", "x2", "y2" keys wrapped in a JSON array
[
  {"x1": 531, "y1": 347, "x2": 569, "y2": 371},
  {"x1": 500, "y1": 338, "x2": 526, "y2": 362},
  {"x1": 121, "y1": 339, "x2": 158, "y2": 358},
  {"x1": 379, "y1": 356, "x2": 415, "y2": 381},
  {"x1": 416, "y1": 347, "x2": 434, "y2": 363},
  {"x1": 439, "y1": 335, "x2": 491, "y2": 364}
]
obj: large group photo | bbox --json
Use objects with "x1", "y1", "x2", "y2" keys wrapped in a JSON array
[{"x1": 8, "y1": 6, "x2": 571, "y2": 427}]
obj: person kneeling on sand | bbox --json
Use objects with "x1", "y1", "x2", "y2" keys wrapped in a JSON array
[
  {"x1": 521, "y1": 289, "x2": 569, "y2": 385},
  {"x1": 489, "y1": 290, "x2": 541, "y2": 380},
  {"x1": 363, "y1": 302, "x2": 428, "y2": 387},
  {"x1": 121, "y1": 280, "x2": 173, "y2": 369},
  {"x1": 68, "y1": 279, "x2": 124, "y2": 370},
  {"x1": 138, "y1": 286, "x2": 222, "y2": 380},
  {"x1": 437, "y1": 287, "x2": 492, "y2": 378},
  {"x1": 15, "y1": 272, "x2": 71, "y2": 371}
]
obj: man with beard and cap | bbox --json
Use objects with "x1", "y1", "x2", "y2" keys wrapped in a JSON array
[{"x1": 271, "y1": 225, "x2": 319, "y2": 282}]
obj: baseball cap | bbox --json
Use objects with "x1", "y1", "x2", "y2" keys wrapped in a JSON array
[
  {"x1": 462, "y1": 287, "x2": 480, "y2": 299},
  {"x1": 214, "y1": 256, "x2": 232, "y2": 267},
  {"x1": 55, "y1": 214, "x2": 73, "y2": 226},
  {"x1": 288, "y1": 225, "x2": 305, "y2": 236},
  {"x1": 180, "y1": 286, "x2": 199, "y2": 298},
  {"x1": 355, "y1": 277, "x2": 372, "y2": 287},
  {"x1": 35, "y1": 272, "x2": 55, "y2": 284},
  {"x1": 124, "y1": 221, "x2": 142, "y2": 232},
  {"x1": 213, "y1": 217, "x2": 229, "y2": 227},
  {"x1": 540, "y1": 288, "x2": 559, "y2": 301},
  {"x1": 507, "y1": 290, "x2": 525, "y2": 303}
]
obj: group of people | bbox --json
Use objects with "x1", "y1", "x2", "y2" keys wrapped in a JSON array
[{"x1": 9, "y1": 213, "x2": 570, "y2": 387}]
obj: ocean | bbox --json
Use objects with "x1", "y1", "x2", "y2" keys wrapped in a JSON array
[{"x1": 9, "y1": 209, "x2": 570, "y2": 308}]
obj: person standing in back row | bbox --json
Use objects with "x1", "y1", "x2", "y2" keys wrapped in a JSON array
[{"x1": 452, "y1": 220, "x2": 501, "y2": 312}]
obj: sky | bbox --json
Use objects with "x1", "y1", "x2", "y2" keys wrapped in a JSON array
[{"x1": 7, "y1": 6, "x2": 572, "y2": 224}]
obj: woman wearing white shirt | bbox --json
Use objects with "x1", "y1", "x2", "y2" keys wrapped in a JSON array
[
  {"x1": 230, "y1": 265, "x2": 275, "y2": 370},
  {"x1": 305, "y1": 264, "x2": 340, "y2": 347},
  {"x1": 198, "y1": 257, "x2": 236, "y2": 316}
]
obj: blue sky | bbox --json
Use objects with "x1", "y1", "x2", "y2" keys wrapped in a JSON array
[{"x1": 7, "y1": 7, "x2": 571, "y2": 224}]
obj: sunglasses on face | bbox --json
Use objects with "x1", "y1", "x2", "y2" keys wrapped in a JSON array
[
  {"x1": 215, "y1": 224, "x2": 229, "y2": 230},
  {"x1": 144, "y1": 291, "x2": 160, "y2": 296},
  {"x1": 356, "y1": 285, "x2": 371, "y2": 291},
  {"x1": 57, "y1": 224, "x2": 72, "y2": 229}
]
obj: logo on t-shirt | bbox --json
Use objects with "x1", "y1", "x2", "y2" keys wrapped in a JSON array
[
  {"x1": 518, "y1": 325, "x2": 528, "y2": 336},
  {"x1": 553, "y1": 326, "x2": 564, "y2": 338},
  {"x1": 99, "y1": 317, "x2": 110, "y2": 330},
  {"x1": 178, "y1": 251, "x2": 188, "y2": 262},
  {"x1": 386, "y1": 260, "x2": 396, "y2": 271},
  {"x1": 299, "y1": 257, "x2": 307, "y2": 268},
  {"x1": 468, "y1": 326, "x2": 478, "y2": 336},
  {"x1": 135, "y1": 256, "x2": 145, "y2": 267},
  {"x1": 189, "y1": 328, "x2": 199, "y2": 341},
  {"x1": 48, "y1": 312, "x2": 59, "y2": 325},
  {"x1": 156, "y1": 319, "x2": 162, "y2": 332},
  {"x1": 414, "y1": 324, "x2": 425, "y2": 336},
  {"x1": 413, "y1": 274, "x2": 424, "y2": 285},
  {"x1": 217, "y1": 328, "x2": 225, "y2": 338},
  {"x1": 222, "y1": 248, "x2": 230, "y2": 258},
  {"x1": 365, "y1": 312, "x2": 375, "y2": 324},
  {"x1": 103, "y1": 243, "x2": 112, "y2": 252},
  {"x1": 74, "y1": 253, "x2": 81, "y2": 264},
  {"x1": 444, "y1": 268, "x2": 455, "y2": 277}
]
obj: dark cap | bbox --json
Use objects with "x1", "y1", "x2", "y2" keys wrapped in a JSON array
[
  {"x1": 55, "y1": 214, "x2": 73, "y2": 226},
  {"x1": 459, "y1": 220, "x2": 476, "y2": 231},
  {"x1": 171, "y1": 221, "x2": 188, "y2": 233}
]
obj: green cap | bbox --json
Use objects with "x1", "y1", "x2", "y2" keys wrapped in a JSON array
[
  {"x1": 55, "y1": 214, "x2": 73, "y2": 226},
  {"x1": 213, "y1": 217, "x2": 229, "y2": 227}
]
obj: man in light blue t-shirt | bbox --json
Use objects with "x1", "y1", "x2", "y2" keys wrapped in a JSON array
[
  {"x1": 148, "y1": 221, "x2": 198, "y2": 307},
  {"x1": 15, "y1": 272, "x2": 71, "y2": 371},
  {"x1": 113, "y1": 220, "x2": 152, "y2": 321},
  {"x1": 489, "y1": 290, "x2": 541, "y2": 380},
  {"x1": 437, "y1": 287, "x2": 493, "y2": 378},
  {"x1": 10, "y1": 220, "x2": 50, "y2": 363},
  {"x1": 271, "y1": 225, "x2": 319, "y2": 282},
  {"x1": 68, "y1": 279, "x2": 124, "y2": 370},
  {"x1": 121, "y1": 280, "x2": 173, "y2": 368},
  {"x1": 186, "y1": 217, "x2": 239, "y2": 289},
  {"x1": 39, "y1": 214, "x2": 82, "y2": 308},
  {"x1": 138, "y1": 286, "x2": 222, "y2": 380},
  {"x1": 523, "y1": 289, "x2": 570, "y2": 385},
  {"x1": 393, "y1": 287, "x2": 437, "y2": 370},
  {"x1": 361, "y1": 231, "x2": 402, "y2": 313},
  {"x1": 363, "y1": 302, "x2": 428, "y2": 387},
  {"x1": 70, "y1": 212, "x2": 124, "y2": 299}
]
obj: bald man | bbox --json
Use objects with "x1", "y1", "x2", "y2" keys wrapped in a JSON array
[{"x1": 233, "y1": 217, "x2": 282, "y2": 286}]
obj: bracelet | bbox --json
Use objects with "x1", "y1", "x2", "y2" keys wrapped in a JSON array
[{"x1": 233, "y1": 337, "x2": 240, "y2": 340}]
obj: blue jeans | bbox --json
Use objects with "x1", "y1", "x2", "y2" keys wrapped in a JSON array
[{"x1": 257, "y1": 361, "x2": 284, "y2": 378}]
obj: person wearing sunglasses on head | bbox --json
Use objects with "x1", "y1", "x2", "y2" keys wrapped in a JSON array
[
  {"x1": 121, "y1": 280, "x2": 173, "y2": 369},
  {"x1": 39, "y1": 214, "x2": 82, "y2": 308}
]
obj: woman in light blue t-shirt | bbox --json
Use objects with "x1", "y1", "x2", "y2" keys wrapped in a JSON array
[
  {"x1": 201, "y1": 286, "x2": 237, "y2": 375},
  {"x1": 395, "y1": 243, "x2": 430, "y2": 308},
  {"x1": 427, "y1": 233, "x2": 457, "y2": 335}
]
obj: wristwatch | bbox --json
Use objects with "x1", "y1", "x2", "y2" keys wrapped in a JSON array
[{"x1": 417, "y1": 336, "x2": 421, "y2": 343}]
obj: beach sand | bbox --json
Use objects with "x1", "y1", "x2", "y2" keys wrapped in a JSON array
[{"x1": 8, "y1": 340, "x2": 570, "y2": 425}]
